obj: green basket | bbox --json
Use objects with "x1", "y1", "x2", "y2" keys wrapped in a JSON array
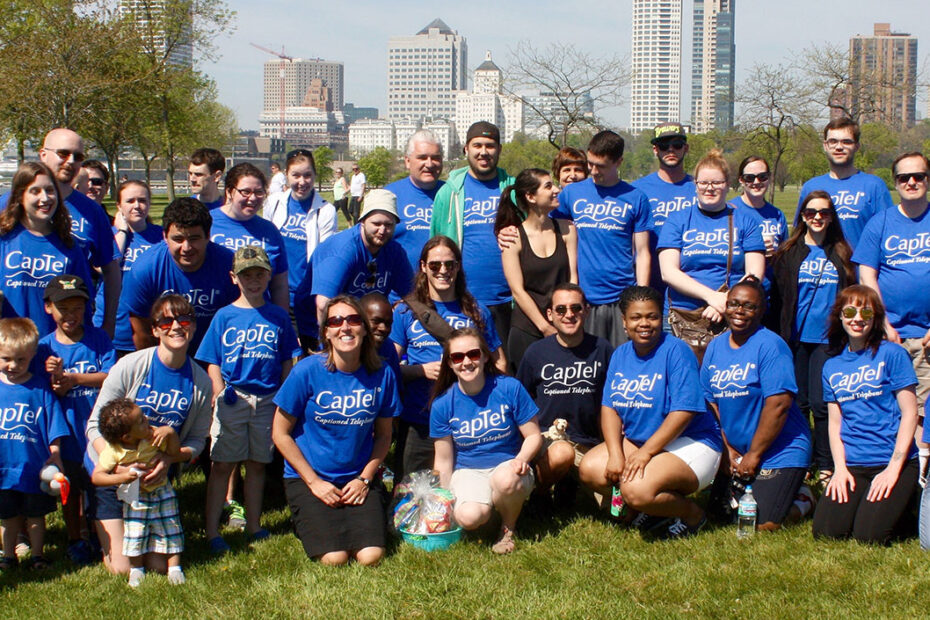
[{"x1": 400, "y1": 526, "x2": 463, "y2": 551}]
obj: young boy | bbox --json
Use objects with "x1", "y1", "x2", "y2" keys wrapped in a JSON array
[
  {"x1": 195, "y1": 245, "x2": 300, "y2": 553},
  {"x1": 91, "y1": 398, "x2": 184, "y2": 587},
  {"x1": 0, "y1": 318, "x2": 69, "y2": 572},
  {"x1": 37, "y1": 274, "x2": 116, "y2": 565}
]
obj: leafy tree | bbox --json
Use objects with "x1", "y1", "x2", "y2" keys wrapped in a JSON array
[
  {"x1": 314, "y1": 146, "x2": 334, "y2": 189},
  {"x1": 498, "y1": 134, "x2": 557, "y2": 176},
  {"x1": 357, "y1": 147, "x2": 395, "y2": 188}
]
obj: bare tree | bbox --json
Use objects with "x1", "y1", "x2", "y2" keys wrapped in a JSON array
[{"x1": 504, "y1": 40, "x2": 630, "y2": 149}]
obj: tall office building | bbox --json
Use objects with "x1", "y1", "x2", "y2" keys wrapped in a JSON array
[
  {"x1": 119, "y1": 0, "x2": 193, "y2": 67},
  {"x1": 387, "y1": 19, "x2": 467, "y2": 122},
  {"x1": 848, "y1": 23, "x2": 918, "y2": 128},
  {"x1": 690, "y1": 0, "x2": 735, "y2": 133},
  {"x1": 630, "y1": 0, "x2": 682, "y2": 134},
  {"x1": 454, "y1": 52, "x2": 524, "y2": 145},
  {"x1": 262, "y1": 59, "x2": 345, "y2": 113}
]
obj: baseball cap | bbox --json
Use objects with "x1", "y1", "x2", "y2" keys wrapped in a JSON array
[
  {"x1": 651, "y1": 122, "x2": 687, "y2": 145},
  {"x1": 466, "y1": 121, "x2": 501, "y2": 145},
  {"x1": 43, "y1": 274, "x2": 90, "y2": 303},
  {"x1": 358, "y1": 189, "x2": 400, "y2": 223},
  {"x1": 233, "y1": 245, "x2": 272, "y2": 273}
]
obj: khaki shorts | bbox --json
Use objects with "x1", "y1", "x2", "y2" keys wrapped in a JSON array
[
  {"x1": 901, "y1": 338, "x2": 930, "y2": 410},
  {"x1": 450, "y1": 461, "x2": 535, "y2": 505},
  {"x1": 210, "y1": 388, "x2": 277, "y2": 463},
  {"x1": 540, "y1": 436, "x2": 591, "y2": 468}
]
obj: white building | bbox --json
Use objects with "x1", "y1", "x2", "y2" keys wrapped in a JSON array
[
  {"x1": 387, "y1": 18, "x2": 467, "y2": 122},
  {"x1": 258, "y1": 107, "x2": 346, "y2": 140},
  {"x1": 348, "y1": 119, "x2": 456, "y2": 159},
  {"x1": 119, "y1": 0, "x2": 192, "y2": 68},
  {"x1": 630, "y1": 0, "x2": 683, "y2": 133},
  {"x1": 262, "y1": 58, "x2": 345, "y2": 113},
  {"x1": 453, "y1": 52, "x2": 524, "y2": 145}
]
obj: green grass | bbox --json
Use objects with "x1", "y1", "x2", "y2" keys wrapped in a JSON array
[{"x1": 2, "y1": 469, "x2": 929, "y2": 618}]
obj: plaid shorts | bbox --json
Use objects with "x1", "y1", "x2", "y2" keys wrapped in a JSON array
[{"x1": 121, "y1": 483, "x2": 184, "y2": 557}]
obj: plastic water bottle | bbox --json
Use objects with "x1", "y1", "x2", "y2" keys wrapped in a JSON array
[
  {"x1": 610, "y1": 486, "x2": 627, "y2": 519},
  {"x1": 736, "y1": 485, "x2": 757, "y2": 539}
]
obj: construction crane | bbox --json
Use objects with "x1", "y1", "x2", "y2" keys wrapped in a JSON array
[{"x1": 251, "y1": 43, "x2": 293, "y2": 140}]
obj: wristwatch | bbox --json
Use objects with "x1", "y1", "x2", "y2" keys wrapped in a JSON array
[{"x1": 357, "y1": 476, "x2": 371, "y2": 486}]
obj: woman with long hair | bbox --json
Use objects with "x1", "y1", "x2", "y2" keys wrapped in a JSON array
[{"x1": 495, "y1": 169, "x2": 577, "y2": 370}]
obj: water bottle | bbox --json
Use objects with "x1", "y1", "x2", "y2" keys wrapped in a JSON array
[
  {"x1": 610, "y1": 486, "x2": 627, "y2": 519},
  {"x1": 736, "y1": 485, "x2": 757, "y2": 539}
]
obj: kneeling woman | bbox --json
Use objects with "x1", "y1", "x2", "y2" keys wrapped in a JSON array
[
  {"x1": 813, "y1": 285, "x2": 918, "y2": 544},
  {"x1": 579, "y1": 286, "x2": 722, "y2": 538},
  {"x1": 702, "y1": 277, "x2": 813, "y2": 530},
  {"x1": 430, "y1": 328, "x2": 542, "y2": 554},
  {"x1": 272, "y1": 295, "x2": 399, "y2": 566}
]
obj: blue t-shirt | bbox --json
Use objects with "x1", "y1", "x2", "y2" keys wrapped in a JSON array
[
  {"x1": 797, "y1": 171, "x2": 893, "y2": 249},
  {"x1": 461, "y1": 175, "x2": 511, "y2": 306},
  {"x1": 602, "y1": 333, "x2": 721, "y2": 451},
  {"x1": 795, "y1": 245, "x2": 839, "y2": 344},
  {"x1": 193, "y1": 194, "x2": 224, "y2": 211},
  {"x1": 430, "y1": 375, "x2": 538, "y2": 470},
  {"x1": 377, "y1": 337, "x2": 401, "y2": 385},
  {"x1": 134, "y1": 351, "x2": 195, "y2": 430},
  {"x1": 852, "y1": 205, "x2": 930, "y2": 338},
  {"x1": 115, "y1": 241, "x2": 238, "y2": 352},
  {"x1": 728, "y1": 197, "x2": 788, "y2": 292},
  {"x1": 701, "y1": 328, "x2": 812, "y2": 469},
  {"x1": 385, "y1": 177, "x2": 443, "y2": 272},
  {"x1": 631, "y1": 172, "x2": 697, "y2": 295},
  {"x1": 274, "y1": 354, "x2": 399, "y2": 486},
  {"x1": 195, "y1": 304, "x2": 301, "y2": 395},
  {"x1": 0, "y1": 225, "x2": 95, "y2": 335},
  {"x1": 277, "y1": 193, "x2": 315, "y2": 304},
  {"x1": 36, "y1": 328, "x2": 116, "y2": 461},
  {"x1": 0, "y1": 376, "x2": 70, "y2": 493},
  {"x1": 210, "y1": 209, "x2": 288, "y2": 277},
  {"x1": 310, "y1": 225, "x2": 413, "y2": 300},
  {"x1": 554, "y1": 177, "x2": 651, "y2": 305},
  {"x1": 94, "y1": 224, "x2": 164, "y2": 327},
  {"x1": 657, "y1": 205, "x2": 766, "y2": 311},
  {"x1": 822, "y1": 341, "x2": 917, "y2": 467},
  {"x1": 390, "y1": 300, "x2": 501, "y2": 425}
]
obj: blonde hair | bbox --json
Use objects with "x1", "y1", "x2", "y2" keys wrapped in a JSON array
[
  {"x1": 0, "y1": 318, "x2": 39, "y2": 353},
  {"x1": 694, "y1": 148, "x2": 730, "y2": 182}
]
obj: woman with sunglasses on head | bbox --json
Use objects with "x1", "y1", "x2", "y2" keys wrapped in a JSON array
[
  {"x1": 702, "y1": 277, "x2": 813, "y2": 530},
  {"x1": 272, "y1": 295, "x2": 398, "y2": 565},
  {"x1": 211, "y1": 164, "x2": 289, "y2": 311},
  {"x1": 263, "y1": 149, "x2": 337, "y2": 350},
  {"x1": 578, "y1": 286, "x2": 722, "y2": 539},
  {"x1": 771, "y1": 191, "x2": 855, "y2": 486},
  {"x1": 84, "y1": 295, "x2": 213, "y2": 576},
  {"x1": 813, "y1": 285, "x2": 919, "y2": 544},
  {"x1": 391, "y1": 235, "x2": 506, "y2": 478},
  {"x1": 495, "y1": 169, "x2": 578, "y2": 371},
  {"x1": 431, "y1": 327, "x2": 542, "y2": 554}
]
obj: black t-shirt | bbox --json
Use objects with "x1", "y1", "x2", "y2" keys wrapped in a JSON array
[{"x1": 516, "y1": 333, "x2": 613, "y2": 447}]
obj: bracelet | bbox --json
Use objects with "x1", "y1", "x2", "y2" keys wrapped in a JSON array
[{"x1": 356, "y1": 476, "x2": 370, "y2": 486}]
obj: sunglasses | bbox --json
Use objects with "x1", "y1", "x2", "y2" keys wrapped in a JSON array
[
  {"x1": 365, "y1": 260, "x2": 378, "y2": 287},
  {"x1": 801, "y1": 208, "x2": 833, "y2": 220},
  {"x1": 286, "y1": 148, "x2": 314, "y2": 160},
  {"x1": 324, "y1": 313, "x2": 364, "y2": 328},
  {"x1": 894, "y1": 172, "x2": 928, "y2": 185},
  {"x1": 155, "y1": 314, "x2": 194, "y2": 330},
  {"x1": 88, "y1": 178, "x2": 106, "y2": 187},
  {"x1": 725, "y1": 300, "x2": 759, "y2": 312},
  {"x1": 740, "y1": 172, "x2": 770, "y2": 184},
  {"x1": 841, "y1": 306, "x2": 874, "y2": 321},
  {"x1": 553, "y1": 303, "x2": 585, "y2": 316},
  {"x1": 427, "y1": 260, "x2": 458, "y2": 273},
  {"x1": 449, "y1": 348, "x2": 482, "y2": 364},
  {"x1": 49, "y1": 148, "x2": 85, "y2": 163},
  {"x1": 656, "y1": 140, "x2": 686, "y2": 151}
]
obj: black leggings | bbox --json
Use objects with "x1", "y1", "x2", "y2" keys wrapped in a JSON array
[
  {"x1": 812, "y1": 461, "x2": 919, "y2": 544},
  {"x1": 793, "y1": 342, "x2": 832, "y2": 469}
]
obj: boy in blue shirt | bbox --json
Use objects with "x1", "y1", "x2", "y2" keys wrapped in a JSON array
[
  {"x1": 0, "y1": 318, "x2": 69, "y2": 572},
  {"x1": 37, "y1": 274, "x2": 116, "y2": 565},
  {"x1": 196, "y1": 246, "x2": 301, "y2": 553}
]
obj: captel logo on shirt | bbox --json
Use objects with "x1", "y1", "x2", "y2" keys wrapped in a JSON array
[
  {"x1": 451, "y1": 404, "x2": 510, "y2": 438},
  {"x1": 828, "y1": 362, "x2": 885, "y2": 393},
  {"x1": 351, "y1": 270, "x2": 391, "y2": 291},
  {"x1": 402, "y1": 203, "x2": 431, "y2": 224},
  {"x1": 609, "y1": 372, "x2": 662, "y2": 401},
  {"x1": 139, "y1": 385, "x2": 190, "y2": 414},
  {"x1": 0, "y1": 403, "x2": 42, "y2": 433},
  {"x1": 316, "y1": 388, "x2": 376, "y2": 417},
  {"x1": 4, "y1": 251, "x2": 65, "y2": 279},
  {"x1": 708, "y1": 362, "x2": 756, "y2": 388},
  {"x1": 221, "y1": 322, "x2": 278, "y2": 351},
  {"x1": 161, "y1": 288, "x2": 218, "y2": 311},
  {"x1": 283, "y1": 212, "x2": 308, "y2": 231},
  {"x1": 212, "y1": 233, "x2": 268, "y2": 252},
  {"x1": 760, "y1": 219, "x2": 782, "y2": 237},
  {"x1": 540, "y1": 361, "x2": 601, "y2": 386},
  {"x1": 573, "y1": 198, "x2": 634, "y2": 224},
  {"x1": 831, "y1": 191, "x2": 865, "y2": 219},
  {"x1": 883, "y1": 233, "x2": 930, "y2": 258},
  {"x1": 681, "y1": 228, "x2": 737, "y2": 249},
  {"x1": 70, "y1": 217, "x2": 87, "y2": 236},
  {"x1": 463, "y1": 196, "x2": 500, "y2": 221},
  {"x1": 409, "y1": 314, "x2": 472, "y2": 343},
  {"x1": 124, "y1": 244, "x2": 152, "y2": 267},
  {"x1": 651, "y1": 196, "x2": 695, "y2": 220},
  {"x1": 798, "y1": 256, "x2": 838, "y2": 278},
  {"x1": 66, "y1": 360, "x2": 100, "y2": 374}
]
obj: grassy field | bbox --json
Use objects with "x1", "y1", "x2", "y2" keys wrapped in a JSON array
[{"x1": 1, "y1": 469, "x2": 929, "y2": 619}]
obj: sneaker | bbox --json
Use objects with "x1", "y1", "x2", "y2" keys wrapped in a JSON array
[
  {"x1": 14, "y1": 533, "x2": 29, "y2": 559},
  {"x1": 662, "y1": 516, "x2": 706, "y2": 540},
  {"x1": 128, "y1": 568, "x2": 145, "y2": 588},
  {"x1": 224, "y1": 500, "x2": 246, "y2": 530},
  {"x1": 794, "y1": 485, "x2": 816, "y2": 517},
  {"x1": 208, "y1": 536, "x2": 230, "y2": 555},
  {"x1": 250, "y1": 529, "x2": 270, "y2": 542},
  {"x1": 67, "y1": 540, "x2": 95, "y2": 566},
  {"x1": 631, "y1": 512, "x2": 671, "y2": 533},
  {"x1": 167, "y1": 567, "x2": 186, "y2": 585}
]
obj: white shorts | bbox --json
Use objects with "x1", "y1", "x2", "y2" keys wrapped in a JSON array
[
  {"x1": 450, "y1": 461, "x2": 535, "y2": 506},
  {"x1": 665, "y1": 436, "x2": 722, "y2": 491}
]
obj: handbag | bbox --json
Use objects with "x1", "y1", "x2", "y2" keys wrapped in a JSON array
[{"x1": 668, "y1": 209, "x2": 733, "y2": 362}]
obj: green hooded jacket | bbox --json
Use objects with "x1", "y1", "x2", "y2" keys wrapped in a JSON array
[{"x1": 429, "y1": 167, "x2": 515, "y2": 247}]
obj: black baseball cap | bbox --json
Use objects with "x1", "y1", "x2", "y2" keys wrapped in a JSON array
[{"x1": 43, "y1": 274, "x2": 90, "y2": 303}]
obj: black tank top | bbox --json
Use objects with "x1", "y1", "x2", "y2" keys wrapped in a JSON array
[{"x1": 512, "y1": 218, "x2": 570, "y2": 336}]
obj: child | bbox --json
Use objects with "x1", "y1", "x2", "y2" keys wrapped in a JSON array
[
  {"x1": 195, "y1": 245, "x2": 301, "y2": 553},
  {"x1": 37, "y1": 274, "x2": 116, "y2": 565},
  {"x1": 0, "y1": 318, "x2": 69, "y2": 572},
  {"x1": 91, "y1": 398, "x2": 184, "y2": 587}
]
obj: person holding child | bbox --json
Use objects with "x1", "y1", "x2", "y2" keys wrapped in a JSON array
[
  {"x1": 196, "y1": 246, "x2": 301, "y2": 553},
  {"x1": 0, "y1": 318, "x2": 69, "y2": 572}
]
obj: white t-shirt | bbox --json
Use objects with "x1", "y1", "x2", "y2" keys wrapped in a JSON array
[
  {"x1": 269, "y1": 171, "x2": 287, "y2": 195},
  {"x1": 350, "y1": 171, "x2": 366, "y2": 197}
]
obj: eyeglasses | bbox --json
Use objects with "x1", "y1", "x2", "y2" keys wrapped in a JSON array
[
  {"x1": 553, "y1": 303, "x2": 585, "y2": 316},
  {"x1": 324, "y1": 313, "x2": 364, "y2": 328},
  {"x1": 841, "y1": 306, "x2": 874, "y2": 321},
  {"x1": 154, "y1": 314, "x2": 194, "y2": 330},
  {"x1": 48, "y1": 148, "x2": 85, "y2": 163},
  {"x1": 233, "y1": 187, "x2": 267, "y2": 199},
  {"x1": 427, "y1": 260, "x2": 458, "y2": 273},
  {"x1": 449, "y1": 348, "x2": 482, "y2": 364},
  {"x1": 88, "y1": 178, "x2": 106, "y2": 187},
  {"x1": 656, "y1": 140, "x2": 686, "y2": 151},
  {"x1": 365, "y1": 260, "x2": 378, "y2": 287},
  {"x1": 740, "y1": 173, "x2": 770, "y2": 184},
  {"x1": 286, "y1": 148, "x2": 314, "y2": 160},
  {"x1": 696, "y1": 180, "x2": 727, "y2": 189},
  {"x1": 894, "y1": 172, "x2": 928, "y2": 185},
  {"x1": 801, "y1": 208, "x2": 833, "y2": 220},
  {"x1": 725, "y1": 300, "x2": 759, "y2": 312},
  {"x1": 825, "y1": 138, "x2": 856, "y2": 148}
]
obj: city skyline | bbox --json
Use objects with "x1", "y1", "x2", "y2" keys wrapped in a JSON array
[{"x1": 204, "y1": 1, "x2": 930, "y2": 134}]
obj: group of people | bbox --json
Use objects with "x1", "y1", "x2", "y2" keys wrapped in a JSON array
[{"x1": 2, "y1": 115, "x2": 930, "y2": 583}]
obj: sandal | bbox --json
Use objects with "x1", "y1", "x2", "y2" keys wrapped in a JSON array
[
  {"x1": 491, "y1": 527, "x2": 516, "y2": 555},
  {"x1": 28, "y1": 556, "x2": 50, "y2": 571}
]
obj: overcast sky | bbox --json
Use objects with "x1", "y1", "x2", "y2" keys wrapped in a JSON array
[{"x1": 203, "y1": 0, "x2": 930, "y2": 132}]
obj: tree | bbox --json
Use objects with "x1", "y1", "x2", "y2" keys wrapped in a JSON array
[
  {"x1": 314, "y1": 146, "x2": 334, "y2": 189},
  {"x1": 498, "y1": 134, "x2": 557, "y2": 175},
  {"x1": 357, "y1": 148, "x2": 396, "y2": 188},
  {"x1": 504, "y1": 40, "x2": 630, "y2": 148}
]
